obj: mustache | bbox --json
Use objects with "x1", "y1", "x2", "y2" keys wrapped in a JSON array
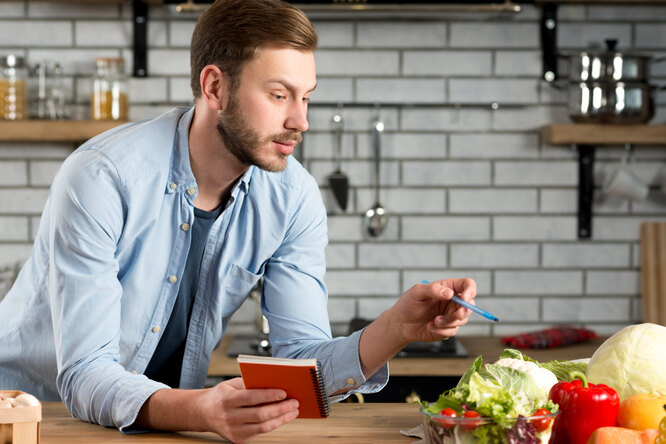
[{"x1": 272, "y1": 132, "x2": 303, "y2": 144}]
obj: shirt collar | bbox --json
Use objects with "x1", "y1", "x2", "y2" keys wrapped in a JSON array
[
  {"x1": 167, "y1": 106, "x2": 197, "y2": 196},
  {"x1": 168, "y1": 105, "x2": 254, "y2": 197}
]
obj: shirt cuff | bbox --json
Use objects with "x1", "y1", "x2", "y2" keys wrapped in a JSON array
[
  {"x1": 326, "y1": 329, "x2": 389, "y2": 401},
  {"x1": 115, "y1": 377, "x2": 170, "y2": 434}
]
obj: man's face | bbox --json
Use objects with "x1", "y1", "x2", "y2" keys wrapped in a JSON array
[{"x1": 216, "y1": 47, "x2": 316, "y2": 173}]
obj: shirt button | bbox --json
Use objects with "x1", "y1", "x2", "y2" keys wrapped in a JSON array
[
  {"x1": 187, "y1": 187, "x2": 196, "y2": 195},
  {"x1": 181, "y1": 223, "x2": 190, "y2": 231},
  {"x1": 170, "y1": 182, "x2": 177, "y2": 190},
  {"x1": 168, "y1": 275, "x2": 178, "y2": 283},
  {"x1": 346, "y1": 378, "x2": 356, "y2": 385},
  {"x1": 152, "y1": 326, "x2": 161, "y2": 333},
  {"x1": 131, "y1": 371, "x2": 137, "y2": 375}
]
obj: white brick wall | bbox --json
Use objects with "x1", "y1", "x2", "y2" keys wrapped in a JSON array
[
  {"x1": 357, "y1": 22, "x2": 447, "y2": 48},
  {"x1": 0, "y1": 216, "x2": 30, "y2": 241},
  {"x1": 451, "y1": 243, "x2": 539, "y2": 268},
  {"x1": 1, "y1": 2, "x2": 665, "y2": 338},
  {"x1": 493, "y1": 216, "x2": 577, "y2": 241},
  {"x1": 356, "y1": 78, "x2": 446, "y2": 103},
  {"x1": 402, "y1": 216, "x2": 489, "y2": 241},
  {"x1": 403, "y1": 51, "x2": 492, "y2": 76},
  {"x1": 449, "y1": 23, "x2": 538, "y2": 48},
  {"x1": 450, "y1": 133, "x2": 539, "y2": 159},
  {"x1": 450, "y1": 189, "x2": 538, "y2": 213}
]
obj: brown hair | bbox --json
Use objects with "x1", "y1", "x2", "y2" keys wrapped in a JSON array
[{"x1": 190, "y1": 0, "x2": 318, "y2": 98}]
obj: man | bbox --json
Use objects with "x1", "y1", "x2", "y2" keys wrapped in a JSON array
[{"x1": 0, "y1": 0, "x2": 476, "y2": 442}]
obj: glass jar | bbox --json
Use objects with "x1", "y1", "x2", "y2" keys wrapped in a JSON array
[
  {"x1": 31, "y1": 61, "x2": 68, "y2": 120},
  {"x1": 0, "y1": 54, "x2": 29, "y2": 120},
  {"x1": 91, "y1": 57, "x2": 128, "y2": 121}
]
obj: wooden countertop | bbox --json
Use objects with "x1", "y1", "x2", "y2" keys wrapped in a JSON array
[
  {"x1": 36, "y1": 337, "x2": 603, "y2": 443},
  {"x1": 39, "y1": 402, "x2": 420, "y2": 443},
  {"x1": 209, "y1": 335, "x2": 605, "y2": 378}
]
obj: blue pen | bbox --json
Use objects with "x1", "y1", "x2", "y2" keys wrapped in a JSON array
[{"x1": 421, "y1": 280, "x2": 499, "y2": 322}]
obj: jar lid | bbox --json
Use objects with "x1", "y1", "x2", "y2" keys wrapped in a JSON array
[
  {"x1": 1, "y1": 54, "x2": 26, "y2": 68},
  {"x1": 95, "y1": 57, "x2": 125, "y2": 65},
  {"x1": 94, "y1": 57, "x2": 126, "y2": 73}
]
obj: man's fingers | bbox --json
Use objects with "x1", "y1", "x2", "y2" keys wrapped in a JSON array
[
  {"x1": 215, "y1": 379, "x2": 288, "y2": 410},
  {"x1": 235, "y1": 399, "x2": 299, "y2": 424},
  {"x1": 433, "y1": 313, "x2": 470, "y2": 328},
  {"x1": 427, "y1": 324, "x2": 461, "y2": 338},
  {"x1": 236, "y1": 388, "x2": 289, "y2": 408},
  {"x1": 431, "y1": 278, "x2": 477, "y2": 300},
  {"x1": 429, "y1": 315, "x2": 469, "y2": 335},
  {"x1": 222, "y1": 399, "x2": 299, "y2": 439},
  {"x1": 206, "y1": 380, "x2": 300, "y2": 444},
  {"x1": 227, "y1": 408, "x2": 300, "y2": 443}
]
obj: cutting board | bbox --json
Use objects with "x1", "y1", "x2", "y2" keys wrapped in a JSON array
[{"x1": 640, "y1": 222, "x2": 666, "y2": 326}]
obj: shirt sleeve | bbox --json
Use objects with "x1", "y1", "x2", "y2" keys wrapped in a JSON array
[
  {"x1": 48, "y1": 149, "x2": 168, "y2": 432},
  {"x1": 261, "y1": 171, "x2": 388, "y2": 398}
]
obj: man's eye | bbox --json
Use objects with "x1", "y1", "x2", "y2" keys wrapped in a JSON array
[
  {"x1": 272, "y1": 94, "x2": 285, "y2": 100},
  {"x1": 303, "y1": 97, "x2": 311, "y2": 104}
]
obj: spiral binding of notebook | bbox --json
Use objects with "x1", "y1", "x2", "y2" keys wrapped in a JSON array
[{"x1": 310, "y1": 361, "x2": 331, "y2": 418}]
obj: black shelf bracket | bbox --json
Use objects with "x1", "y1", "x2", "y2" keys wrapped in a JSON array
[
  {"x1": 540, "y1": 2, "x2": 559, "y2": 82},
  {"x1": 132, "y1": 0, "x2": 148, "y2": 77},
  {"x1": 577, "y1": 145, "x2": 596, "y2": 239}
]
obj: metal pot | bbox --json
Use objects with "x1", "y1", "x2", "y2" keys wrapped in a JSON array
[
  {"x1": 564, "y1": 39, "x2": 655, "y2": 83},
  {"x1": 568, "y1": 81, "x2": 655, "y2": 124}
]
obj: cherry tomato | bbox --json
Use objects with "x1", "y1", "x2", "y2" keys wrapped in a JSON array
[
  {"x1": 435, "y1": 408, "x2": 458, "y2": 429},
  {"x1": 461, "y1": 410, "x2": 482, "y2": 430},
  {"x1": 530, "y1": 408, "x2": 553, "y2": 432}
]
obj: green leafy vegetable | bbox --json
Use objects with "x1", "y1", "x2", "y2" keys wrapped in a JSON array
[
  {"x1": 499, "y1": 348, "x2": 588, "y2": 382},
  {"x1": 421, "y1": 349, "x2": 567, "y2": 444}
]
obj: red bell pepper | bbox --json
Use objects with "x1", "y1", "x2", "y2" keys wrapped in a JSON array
[{"x1": 548, "y1": 371, "x2": 619, "y2": 444}]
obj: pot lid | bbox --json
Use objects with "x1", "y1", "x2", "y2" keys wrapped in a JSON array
[{"x1": 579, "y1": 39, "x2": 652, "y2": 59}]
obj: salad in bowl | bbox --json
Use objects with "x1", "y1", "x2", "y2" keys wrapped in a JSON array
[{"x1": 420, "y1": 349, "x2": 587, "y2": 444}]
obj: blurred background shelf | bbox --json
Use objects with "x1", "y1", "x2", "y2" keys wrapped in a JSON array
[
  {"x1": 0, "y1": 120, "x2": 128, "y2": 143},
  {"x1": 541, "y1": 124, "x2": 666, "y2": 146}
]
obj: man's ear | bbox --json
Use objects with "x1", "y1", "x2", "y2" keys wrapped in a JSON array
[{"x1": 200, "y1": 65, "x2": 230, "y2": 111}]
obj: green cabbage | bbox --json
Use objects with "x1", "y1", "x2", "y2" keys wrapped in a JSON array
[{"x1": 585, "y1": 323, "x2": 666, "y2": 401}]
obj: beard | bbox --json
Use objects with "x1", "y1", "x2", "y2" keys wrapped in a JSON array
[{"x1": 216, "y1": 94, "x2": 302, "y2": 173}]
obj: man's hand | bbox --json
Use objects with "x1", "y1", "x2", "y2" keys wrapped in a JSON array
[
  {"x1": 136, "y1": 377, "x2": 299, "y2": 444},
  {"x1": 391, "y1": 279, "x2": 477, "y2": 343},
  {"x1": 201, "y1": 377, "x2": 299, "y2": 443},
  {"x1": 358, "y1": 278, "x2": 476, "y2": 379}
]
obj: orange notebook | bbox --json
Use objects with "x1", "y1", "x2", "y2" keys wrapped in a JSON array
[{"x1": 237, "y1": 354, "x2": 330, "y2": 419}]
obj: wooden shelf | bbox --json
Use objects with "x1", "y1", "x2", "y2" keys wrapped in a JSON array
[
  {"x1": 541, "y1": 124, "x2": 666, "y2": 146},
  {"x1": 541, "y1": 124, "x2": 666, "y2": 240},
  {"x1": 0, "y1": 120, "x2": 129, "y2": 143}
]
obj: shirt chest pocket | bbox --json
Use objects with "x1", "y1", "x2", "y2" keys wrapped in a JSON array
[{"x1": 221, "y1": 264, "x2": 262, "y2": 316}]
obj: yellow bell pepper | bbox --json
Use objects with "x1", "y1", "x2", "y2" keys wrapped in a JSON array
[{"x1": 656, "y1": 404, "x2": 666, "y2": 444}]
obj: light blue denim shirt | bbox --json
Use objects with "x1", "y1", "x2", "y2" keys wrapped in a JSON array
[{"x1": 0, "y1": 106, "x2": 388, "y2": 432}]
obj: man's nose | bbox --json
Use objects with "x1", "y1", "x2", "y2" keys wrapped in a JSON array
[{"x1": 285, "y1": 101, "x2": 309, "y2": 133}]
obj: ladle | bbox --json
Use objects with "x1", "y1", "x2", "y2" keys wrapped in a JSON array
[{"x1": 364, "y1": 116, "x2": 388, "y2": 237}]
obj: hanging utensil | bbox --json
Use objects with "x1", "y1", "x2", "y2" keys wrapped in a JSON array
[
  {"x1": 364, "y1": 115, "x2": 388, "y2": 237},
  {"x1": 327, "y1": 110, "x2": 349, "y2": 210}
]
